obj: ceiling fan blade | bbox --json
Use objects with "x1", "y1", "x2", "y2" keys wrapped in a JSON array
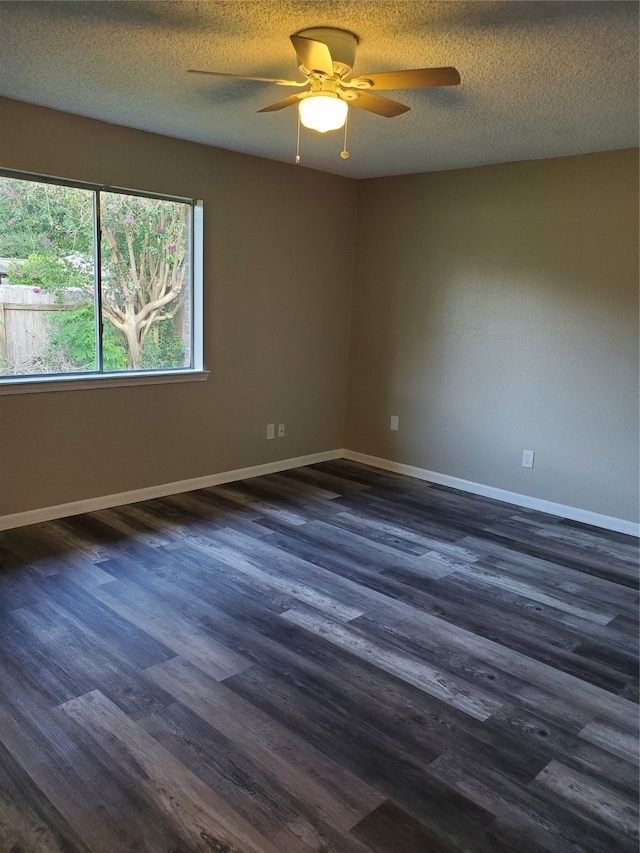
[
  {"x1": 188, "y1": 69, "x2": 305, "y2": 87},
  {"x1": 350, "y1": 91, "x2": 410, "y2": 118},
  {"x1": 257, "y1": 93, "x2": 306, "y2": 113},
  {"x1": 290, "y1": 35, "x2": 334, "y2": 76},
  {"x1": 349, "y1": 67, "x2": 461, "y2": 90}
]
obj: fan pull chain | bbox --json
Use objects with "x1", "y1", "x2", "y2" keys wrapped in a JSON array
[
  {"x1": 295, "y1": 110, "x2": 301, "y2": 165},
  {"x1": 340, "y1": 110, "x2": 350, "y2": 160}
]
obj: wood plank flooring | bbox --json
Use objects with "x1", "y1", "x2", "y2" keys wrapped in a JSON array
[{"x1": 0, "y1": 459, "x2": 637, "y2": 852}]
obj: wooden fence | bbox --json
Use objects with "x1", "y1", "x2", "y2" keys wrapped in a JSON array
[{"x1": 0, "y1": 284, "x2": 82, "y2": 374}]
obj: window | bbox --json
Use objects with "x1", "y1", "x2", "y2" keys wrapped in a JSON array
[{"x1": 0, "y1": 171, "x2": 203, "y2": 389}]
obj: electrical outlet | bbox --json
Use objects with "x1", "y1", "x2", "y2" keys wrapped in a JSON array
[
  {"x1": 266, "y1": 424, "x2": 275, "y2": 440},
  {"x1": 390, "y1": 415, "x2": 399, "y2": 431},
  {"x1": 277, "y1": 423, "x2": 285, "y2": 438},
  {"x1": 522, "y1": 449, "x2": 535, "y2": 468}
]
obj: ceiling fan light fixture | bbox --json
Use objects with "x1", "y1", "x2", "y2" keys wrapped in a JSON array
[{"x1": 299, "y1": 93, "x2": 347, "y2": 133}]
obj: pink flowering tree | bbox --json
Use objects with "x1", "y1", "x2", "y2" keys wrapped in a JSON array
[
  {"x1": 0, "y1": 178, "x2": 93, "y2": 258},
  {"x1": 100, "y1": 193, "x2": 189, "y2": 370},
  {"x1": 0, "y1": 177, "x2": 189, "y2": 371}
]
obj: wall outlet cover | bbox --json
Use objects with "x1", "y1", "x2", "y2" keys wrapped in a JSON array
[{"x1": 522, "y1": 449, "x2": 535, "y2": 468}]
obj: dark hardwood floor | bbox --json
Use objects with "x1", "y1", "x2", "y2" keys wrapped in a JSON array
[{"x1": 0, "y1": 460, "x2": 638, "y2": 853}]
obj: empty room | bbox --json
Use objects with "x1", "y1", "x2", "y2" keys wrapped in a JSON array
[{"x1": 0, "y1": 2, "x2": 638, "y2": 851}]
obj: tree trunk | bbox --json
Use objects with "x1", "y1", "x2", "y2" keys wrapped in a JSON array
[{"x1": 121, "y1": 314, "x2": 143, "y2": 370}]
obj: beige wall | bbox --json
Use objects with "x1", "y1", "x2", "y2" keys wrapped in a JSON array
[
  {"x1": 1, "y1": 98, "x2": 637, "y2": 526},
  {"x1": 346, "y1": 150, "x2": 639, "y2": 523},
  {"x1": 0, "y1": 98, "x2": 357, "y2": 516}
]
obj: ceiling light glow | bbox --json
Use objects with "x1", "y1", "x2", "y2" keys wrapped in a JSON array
[{"x1": 299, "y1": 94, "x2": 348, "y2": 133}]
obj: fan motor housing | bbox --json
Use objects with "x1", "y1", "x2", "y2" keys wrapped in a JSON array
[{"x1": 295, "y1": 27, "x2": 358, "y2": 77}]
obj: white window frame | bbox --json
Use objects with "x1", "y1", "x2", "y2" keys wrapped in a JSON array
[{"x1": 0, "y1": 169, "x2": 207, "y2": 395}]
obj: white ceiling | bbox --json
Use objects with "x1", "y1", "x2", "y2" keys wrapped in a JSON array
[{"x1": 0, "y1": 1, "x2": 637, "y2": 179}]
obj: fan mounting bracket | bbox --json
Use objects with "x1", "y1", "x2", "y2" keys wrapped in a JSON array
[{"x1": 294, "y1": 27, "x2": 358, "y2": 79}]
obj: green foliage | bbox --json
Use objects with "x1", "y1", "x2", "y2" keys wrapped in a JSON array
[
  {"x1": 43, "y1": 300, "x2": 183, "y2": 374},
  {"x1": 0, "y1": 176, "x2": 93, "y2": 258},
  {"x1": 141, "y1": 321, "x2": 186, "y2": 370},
  {"x1": 99, "y1": 323, "x2": 131, "y2": 371},
  {"x1": 45, "y1": 304, "x2": 128, "y2": 372},
  {"x1": 6, "y1": 253, "x2": 92, "y2": 297}
]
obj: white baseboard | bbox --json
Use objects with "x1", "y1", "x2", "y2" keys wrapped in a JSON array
[
  {"x1": 0, "y1": 449, "x2": 343, "y2": 532},
  {"x1": 3, "y1": 447, "x2": 637, "y2": 538},
  {"x1": 343, "y1": 450, "x2": 640, "y2": 538}
]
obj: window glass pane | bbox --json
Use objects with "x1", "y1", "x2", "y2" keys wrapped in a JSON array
[
  {"x1": 100, "y1": 192, "x2": 191, "y2": 372},
  {"x1": 0, "y1": 176, "x2": 96, "y2": 376}
]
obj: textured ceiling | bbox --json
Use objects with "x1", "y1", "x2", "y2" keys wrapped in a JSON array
[{"x1": 0, "y1": 1, "x2": 638, "y2": 179}]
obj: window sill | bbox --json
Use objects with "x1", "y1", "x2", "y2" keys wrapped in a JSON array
[{"x1": 0, "y1": 369, "x2": 210, "y2": 395}]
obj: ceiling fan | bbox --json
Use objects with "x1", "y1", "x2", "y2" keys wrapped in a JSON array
[{"x1": 189, "y1": 27, "x2": 460, "y2": 160}]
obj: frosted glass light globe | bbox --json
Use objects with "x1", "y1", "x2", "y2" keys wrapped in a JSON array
[{"x1": 299, "y1": 94, "x2": 348, "y2": 133}]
